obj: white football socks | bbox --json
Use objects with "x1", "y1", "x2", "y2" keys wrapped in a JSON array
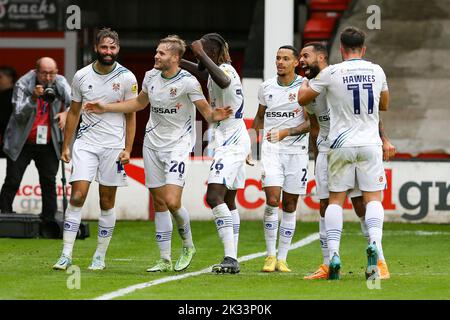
[
  {"x1": 173, "y1": 207, "x2": 194, "y2": 248},
  {"x1": 325, "y1": 204, "x2": 343, "y2": 259},
  {"x1": 62, "y1": 204, "x2": 82, "y2": 257},
  {"x1": 263, "y1": 205, "x2": 279, "y2": 257},
  {"x1": 155, "y1": 211, "x2": 173, "y2": 261},
  {"x1": 230, "y1": 209, "x2": 240, "y2": 257},
  {"x1": 365, "y1": 201, "x2": 385, "y2": 261},
  {"x1": 319, "y1": 217, "x2": 329, "y2": 265},
  {"x1": 212, "y1": 203, "x2": 236, "y2": 259},
  {"x1": 359, "y1": 215, "x2": 370, "y2": 244},
  {"x1": 277, "y1": 211, "x2": 296, "y2": 261},
  {"x1": 94, "y1": 208, "x2": 116, "y2": 259}
]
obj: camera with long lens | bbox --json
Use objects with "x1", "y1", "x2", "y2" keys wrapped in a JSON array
[{"x1": 43, "y1": 85, "x2": 57, "y2": 103}]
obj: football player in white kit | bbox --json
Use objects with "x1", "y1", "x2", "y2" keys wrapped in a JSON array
[
  {"x1": 298, "y1": 42, "x2": 394, "y2": 280},
  {"x1": 53, "y1": 29, "x2": 138, "y2": 271},
  {"x1": 250, "y1": 45, "x2": 310, "y2": 273},
  {"x1": 181, "y1": 33, "x2": 250, "y2": 274},
  {"x1": 298, "y1": 27, "x2": 390, "y2": 280},
  {"x1": 85, "y1": 35, "x2": 232, "y2": 273}
]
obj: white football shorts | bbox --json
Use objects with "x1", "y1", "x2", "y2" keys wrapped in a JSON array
[
  {"x1": 69, "y1": 140, "x2": 128, "y2": 187},
  {"x1": 207, "y1": 143, "x2": 250, "y2": 190},
  {"x1": 327, "y1": 146, "x2": 386, "y2": 193},
  {"x1": 261, "y1": 150, "x2": 308, "y2": 195},
  {"x1": 315, "y1": 152, "x2": 362, "y2": 199},
  {"x1": 143, "y1": 146, "x2": 190, "y2": 189}
]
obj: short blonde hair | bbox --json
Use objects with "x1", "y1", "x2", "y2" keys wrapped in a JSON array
[{"x1": 159, "y1": 35, "x2": 186, "y2": 60}]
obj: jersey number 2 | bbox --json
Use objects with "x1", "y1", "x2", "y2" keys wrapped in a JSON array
[{"x1": 347, "y1": 83, "x2": 374, "y2": 114}]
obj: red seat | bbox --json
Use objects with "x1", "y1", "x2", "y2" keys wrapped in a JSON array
[
  {"x1": 303, "y1": 17, "x2": 338, "y2": 42},
  {"x1": 310, "y1": 11, "x2": 342, "y2": 19},
  {"x1": 309, "y1": 0, "x2": 349, "y2": 12}
]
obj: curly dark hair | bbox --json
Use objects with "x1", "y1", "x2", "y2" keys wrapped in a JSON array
[{"x1": 201, "y1": 33, "x2": 231, "y2": 64}]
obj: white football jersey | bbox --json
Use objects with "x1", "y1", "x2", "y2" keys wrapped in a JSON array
[
  {"x1": 208, "y1": 63, "x2": 248, "y2": 148},
  {"x1": 304, "y1": 91, "x2": 330, "y2": 153},
  {"x1": 72, "y1": 62, "x2": 138, "y2": 148},
  {"x1": 141, "y1": 69, "x2": 205, "y2": 152},
  {"x1": 258, "y1": 75, "x2": 309, "y2": 154},
  {"x1": 309, "y1": 59, "x2": 388, "y2": 148}
]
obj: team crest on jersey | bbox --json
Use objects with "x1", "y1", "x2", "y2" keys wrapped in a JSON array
[
  {"x1": 293, "y1": 108, "x2": 300, "y2": 114},
  {"x1": 175, "y1": 103, "x2": 183, "y2": 110},
  {"x1": 289, "y1": 93, "x2": 296, "y2": 102},
  {"x1": 170, "y1": 88, "x2": 177, "y2": 97},
  {"x1": 379, "y1": 176, "x2": 384, "y2": 183},
  {"x1": 112, "y1": 83, "x2": 121, "y2": 92},
  {"x1": 131, "y1": 83, "x2": 138, "y2": 94}
]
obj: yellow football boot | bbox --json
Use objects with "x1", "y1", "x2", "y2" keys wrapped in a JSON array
[
  {"x1": 275, "y1": 260, "x2": 291, "y2": 272},
  {"x1": 262, "y1": 255, "x2": 277, "y2": 272}
]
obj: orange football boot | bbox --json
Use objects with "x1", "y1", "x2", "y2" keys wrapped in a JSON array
[
  {"x1": 303, "y1": 264, "x2": 329, "y2": 280},
  {"x1": 377, "y1": 260, "x2": 390, "y2": 279}
]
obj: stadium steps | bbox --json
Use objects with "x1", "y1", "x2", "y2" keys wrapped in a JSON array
[{"x1": 328, "y1": 0, "x2": 450, "y2": 155}]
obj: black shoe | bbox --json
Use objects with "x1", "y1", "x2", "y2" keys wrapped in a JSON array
[{"x1": 211, "y1": 256, "x2": 240, "y2": 274}]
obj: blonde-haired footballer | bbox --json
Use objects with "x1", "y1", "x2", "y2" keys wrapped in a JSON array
[{"x1": 85, "y1": 35, "x2": 232, "y2": 273}]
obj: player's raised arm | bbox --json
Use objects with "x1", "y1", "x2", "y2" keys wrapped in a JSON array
[
  {"x1": 180, "y1": 58, "x2": 209, "y2": 81},
  {"x1": 84, "y1": 90, "x2": 149, "y2": 114},
  {"x1": 194, "y1": 99, "x2": 232, "y2": 123},
  {"x1": 191, "y1": 39, "x2": 231, "y2": 89}
]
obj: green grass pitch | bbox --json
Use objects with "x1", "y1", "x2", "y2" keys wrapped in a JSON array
[{"x1": 0, "y1": 220, "x2": 449, "y2": 300}]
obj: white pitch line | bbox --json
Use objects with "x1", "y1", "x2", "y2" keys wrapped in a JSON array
[{"x1": 93, "y1": 232, "x2": 319, "y2": 300}]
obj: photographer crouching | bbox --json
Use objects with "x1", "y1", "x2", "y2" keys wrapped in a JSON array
[{"x1": 0, "y1": 57, "x2": 71, "y2": 223}]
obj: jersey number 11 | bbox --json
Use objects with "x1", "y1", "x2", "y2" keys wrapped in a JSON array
[{"x1": 347, "y1": 83, "x2": 374, "y2": 115}]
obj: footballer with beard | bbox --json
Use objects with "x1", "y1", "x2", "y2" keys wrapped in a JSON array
[
  {"x1": 281, "y1": 42, "x2": 395, "y2": 280},
  {"x1": 83, "y1": 35, "x2": 232, "y2": 274},
  {"x1": 53, "y1": 28, "x2": 138, "y2": 271}
]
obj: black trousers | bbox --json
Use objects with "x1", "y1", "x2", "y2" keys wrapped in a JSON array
[{"x1": 0, "y1": 143, "x2": 59, "y2": 218}]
